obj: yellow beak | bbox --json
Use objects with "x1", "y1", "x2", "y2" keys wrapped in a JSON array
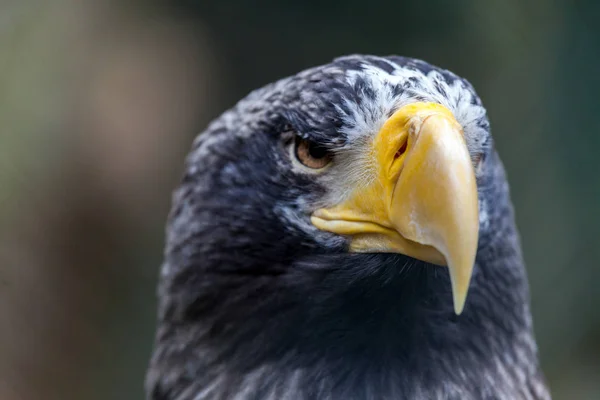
[{"x1": 311, "y1": 102, "x2": 479, "y2": 314}]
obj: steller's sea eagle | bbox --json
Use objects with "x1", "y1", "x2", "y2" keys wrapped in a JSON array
[{"x1": 146, "y1": 55, "x2": 550, "y2": 400}]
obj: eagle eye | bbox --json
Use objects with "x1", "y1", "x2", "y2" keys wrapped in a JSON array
[{"x1": 293, "y1": 136, "x2": 333, "y2": 170}]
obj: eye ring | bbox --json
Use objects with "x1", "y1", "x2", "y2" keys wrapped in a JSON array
[{"x1": 290, "y1": 136, "x2": 333, "y2": 172}]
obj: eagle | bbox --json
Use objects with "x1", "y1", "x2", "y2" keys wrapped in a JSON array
[{"x1": 146, "y1": 55, "x2": 551, "y2": 400}]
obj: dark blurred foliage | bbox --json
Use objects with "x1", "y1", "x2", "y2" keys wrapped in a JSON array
[{"x1": 0, "y1": 0, "x2": 599, "y2": 398}]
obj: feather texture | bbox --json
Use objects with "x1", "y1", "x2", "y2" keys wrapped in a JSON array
[{"x1": 146, "y1": 55, "x2": 550, "y2": 400}]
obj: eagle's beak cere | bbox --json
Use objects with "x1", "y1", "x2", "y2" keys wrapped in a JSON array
[{"x1": 311, "y1": 102, "x2": 479, "y2": 314}]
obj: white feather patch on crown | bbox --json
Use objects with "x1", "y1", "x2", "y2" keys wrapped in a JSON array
[
  {"x1": 338, "y1": 60, "x2": 488, "y2": 157},
  {"x1": 317, "y1": 60, "x2": 490, "y2": 211}
]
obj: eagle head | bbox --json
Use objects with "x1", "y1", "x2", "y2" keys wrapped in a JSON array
[{"x1": 146, "y1": 55, "x2": 548, "y2": 400}]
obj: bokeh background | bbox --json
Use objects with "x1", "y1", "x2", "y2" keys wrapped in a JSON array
[{"x1": 1, "y1": 0, "x2": 599, "y2": 399}]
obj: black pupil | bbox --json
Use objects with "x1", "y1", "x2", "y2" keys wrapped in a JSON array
[{"x1": 308, "y1": 142, "x2": 328, "y2": 159}]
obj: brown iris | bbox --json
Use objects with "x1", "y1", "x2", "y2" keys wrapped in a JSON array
[{"x1": 294, "y1": 137, "x2": 332, "y2": 170}]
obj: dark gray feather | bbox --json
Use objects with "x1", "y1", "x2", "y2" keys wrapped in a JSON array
[{"x1": 145, "y1": 55, "x2": 550, "y2": 400}]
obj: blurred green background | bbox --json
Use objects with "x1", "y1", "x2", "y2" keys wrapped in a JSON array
[{"x1": 1, "y1": 0, "x2": 599, "y2": 399}]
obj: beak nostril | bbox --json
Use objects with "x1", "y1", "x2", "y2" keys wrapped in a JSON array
[{"x1": 395, "y1": 141, "x2": 408, "y2": 159}]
